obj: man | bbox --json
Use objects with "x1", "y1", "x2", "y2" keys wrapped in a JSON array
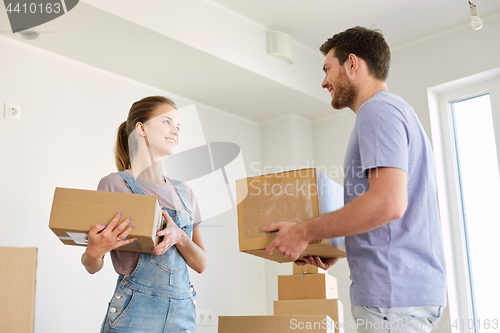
[{"x1": 264, "y1": 26, "x2": 446, "y2": 332}]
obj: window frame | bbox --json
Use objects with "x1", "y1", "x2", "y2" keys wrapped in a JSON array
[{"x1": 428, "y1": 75, "x2": 500, "y2": 333}]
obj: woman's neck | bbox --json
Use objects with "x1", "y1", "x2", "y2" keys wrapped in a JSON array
[{"x1": 130, "y1": 158, "x2": 166, "y2": 185}]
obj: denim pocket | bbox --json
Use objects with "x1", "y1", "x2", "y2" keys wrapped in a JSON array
[
  {"x1": 168, "y1": 297, "x2": 197, "y2": 332},
  {"x1": 149, "y1": 247, "x2": 182, "y2": 273},
  {"x1": 107, "y1": 286, "x2": 136, "y2": 329}
]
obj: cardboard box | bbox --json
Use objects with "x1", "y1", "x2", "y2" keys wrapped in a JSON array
[
  {"x1": 293, "y1": 263, "x2": 326, "y2": 274},
  {"x1": 274, "y1": 299, "x2": 344, "y2": 333},
  {"x1": 49, "y1": 187, "x2": 163, "y2": 253},
  {"x1": 236, "y1": 168, "x2": 346, "y2": 263},
  {"x1": 0, "y1": 247, "x2": 37, "y2": 333},
  {"x1": 218, "y1": 314, "x2": 334, "y2": 333},
  {"x1": 278, "y1": 273, "x2": 338, "y2": 300}
]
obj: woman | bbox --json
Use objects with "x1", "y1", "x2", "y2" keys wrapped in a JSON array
[{"x1": 81, "y1": 96, "x2": 206, "y2": 333}]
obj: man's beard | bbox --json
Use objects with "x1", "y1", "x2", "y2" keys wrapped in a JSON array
[{"x1": 331, "y1": 68, "x2": 356, "y2": 110}]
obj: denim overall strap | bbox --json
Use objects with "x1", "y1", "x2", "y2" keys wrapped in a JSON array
[
  {"x1": 118, "y1": 171, "x2": 147, "y2": 195},
  {"x1": 119, "y1": 172, "x2": 192, "y2": 232},
  {"x1": 169, "y1": 178, "x2": 194, "y2": 216},
  {"x1": 120, "y1": 172, "x2": 192, "y2": 217}
]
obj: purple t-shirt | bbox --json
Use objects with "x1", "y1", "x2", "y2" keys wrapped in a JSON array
[
  {"x1": 344, "y1": 91, "x2": 447, "y2": 307},
  {"x1": 97, "y1": 170, "x2": 203, "y2": 276}
]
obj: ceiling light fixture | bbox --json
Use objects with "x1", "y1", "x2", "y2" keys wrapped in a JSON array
[{"x1": 468, "y1": 1, "x2": 484, "y2": 30}]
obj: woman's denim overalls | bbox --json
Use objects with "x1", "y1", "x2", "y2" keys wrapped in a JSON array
[{"x1": 100, "y1": 172, "x2": 196, "y2": 333}]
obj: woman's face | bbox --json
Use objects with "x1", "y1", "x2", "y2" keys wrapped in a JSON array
[{"x1": 143, "y1": 104, "x2": 180, "y2": 159}]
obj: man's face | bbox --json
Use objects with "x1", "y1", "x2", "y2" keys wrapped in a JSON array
[{"x1": 321, "y1": 49, "x2": 356, "y2": 110}]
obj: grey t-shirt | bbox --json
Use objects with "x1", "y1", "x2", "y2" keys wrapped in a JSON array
[
  {"x1": 344, "y1": 91, "x2": 447, "y2": 307},
  {"x1": 97, "y1": 170, "x2": 203, "y2": 276}
]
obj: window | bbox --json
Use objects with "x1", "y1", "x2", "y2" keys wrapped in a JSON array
[
  {"x1": 429, "y1": 73, "x2": 500, "y2": 333},
  {"x1": 450, "y1": 93, "x2": 500, "y2": 332}
]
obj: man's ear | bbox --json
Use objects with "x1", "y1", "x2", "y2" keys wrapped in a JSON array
[
  {"x1": 345, "y1": 53, "x2": 359, "y2": 75},
  {"x1": 135, "y1": 122, "x2": 147, "y2": 137}
]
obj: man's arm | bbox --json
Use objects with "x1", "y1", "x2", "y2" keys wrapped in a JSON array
[{"x1": 264, "y1": 167, "x2": 408, "y2": 260}]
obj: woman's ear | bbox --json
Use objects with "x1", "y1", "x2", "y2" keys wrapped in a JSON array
[{"x1": 135, "y1": 122, "x2": 147, "y2": 137}]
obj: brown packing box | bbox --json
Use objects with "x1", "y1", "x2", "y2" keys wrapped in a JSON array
[
  {"x1": 274, "y1": 299, "x2": 344, "y2": 333},
  {"x1": 236, "y1": 168, "x2": 346, "y2": 263},
  {"x1": 0, "y1": 247, "x2": 37, "y2": 333},
  {"x1": 293, "y1": 263, "x2": 326, "y2": 274},
  {"x1": 278, "y1": 273, "x2": 338, "y2": 300},
  {"x1": 218, "y1": 314, "x2": 334, "y2": 333},
  {"x1": 49, "y1": 187, "x2": 163, "y2": 253}
]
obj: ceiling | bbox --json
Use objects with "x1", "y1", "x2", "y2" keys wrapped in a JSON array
[
  {"x1": 210, "y1": 0, "x2": 500, "y2": 50},
  {"x1": 1, "y1": 0, "x2": 499, "y2": 123}
]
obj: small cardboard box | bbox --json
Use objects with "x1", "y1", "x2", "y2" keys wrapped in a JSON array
[
  {"x1": 236, "y1": 168, "x2": 346, "y2": 263},
  {"x1": 0, "y1": 247, "x2": 37, "y2": 333},
  {"x1": 49, "y1": 187, "x2": 163, "y2": 253},
  {"x1": 218, "y1": 314, "x2": 334, "y2": 333},
  {"x1": 293, "y1": 263, "x2": 326, "y2": 274},
  {"x1": 274, "y1": 299, "x2": 344, "y2": 333},
  {"x1": 278, "y1": 273, "x2": 338, "y2": 300}
]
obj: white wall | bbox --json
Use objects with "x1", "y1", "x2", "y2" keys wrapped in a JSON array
[{"x1": 0, "y1": 36, "x2": 263, "y2": 333}]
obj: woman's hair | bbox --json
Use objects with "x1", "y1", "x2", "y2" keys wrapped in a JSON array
[{"x1": 115, "y1": 96, "x2": 176, "y2": 171}]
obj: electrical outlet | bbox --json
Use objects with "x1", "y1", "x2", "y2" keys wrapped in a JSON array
[
  {"x1": 196, "y1": 310, "x2": 215, "y2": 326},
  {"x1": 4, "y1": 102, "x2": 22, "y2": 122}
]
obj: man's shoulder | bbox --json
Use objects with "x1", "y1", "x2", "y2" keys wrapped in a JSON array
[
  {"x1": 358, "y1": 92, "x2": 412, "y2": 122},
  {"x1": 365, "y1": 91, "x2": 407, "y2": 109}
]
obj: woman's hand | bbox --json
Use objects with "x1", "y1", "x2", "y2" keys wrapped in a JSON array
[
  {"x1": 84, "y1": 211, "x2": 137, "y2": 262},
  {"x1": 152, "y1": 210, "x2": 186, "y2": 255},
  {"x1": 152, "y1": 211, "x2": 207, "y2": 274},
  {"x1": 294, "y1": 255, "x2": 341, "y2": 270}
]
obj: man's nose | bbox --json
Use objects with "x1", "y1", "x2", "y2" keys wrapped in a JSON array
[{"x1": 321, "y1": 77, "x2": 328, "y2": 89}]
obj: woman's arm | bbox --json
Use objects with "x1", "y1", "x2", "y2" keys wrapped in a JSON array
[
  {"x1": 153, "y1": 211, "x2": 207, "y2": 274},
  {"x1": 82, "y1": 211, "x2": 137, "y2": 274},
  {"x1": 176, "y1": 226, "x2": 206, "y2": 274}
]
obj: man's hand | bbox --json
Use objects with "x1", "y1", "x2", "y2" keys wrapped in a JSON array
[
  {"x1": 295, "y1": 256, "x2": 341, "y2": 270},
  {"x1": 264, "y1": 221, "x2": 310, "y2": 260}
]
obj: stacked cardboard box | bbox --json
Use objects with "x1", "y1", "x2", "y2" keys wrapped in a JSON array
[
  {"x1": 218, "y1": 314, "x2": 335, "y2": 333},
  {"x1": 235, "y1": 168, "x2": 346, "y2": 262},
  {"x1": 293, "y1": 263, "x2": 326, "y2": 274},
  {"x1": 218, "y1": 265, "x2": 344, "y2": 333},
  {"x1": 274, "y1": 264, "x2": 344, "y2": 333},
  {"x1": 278, "y1": 269, "x2": 338, "y2": 300}
]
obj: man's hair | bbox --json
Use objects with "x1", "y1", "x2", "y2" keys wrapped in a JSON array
[{"x1": 319, "y1": 26, "x2": 391, "y2": 81}]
